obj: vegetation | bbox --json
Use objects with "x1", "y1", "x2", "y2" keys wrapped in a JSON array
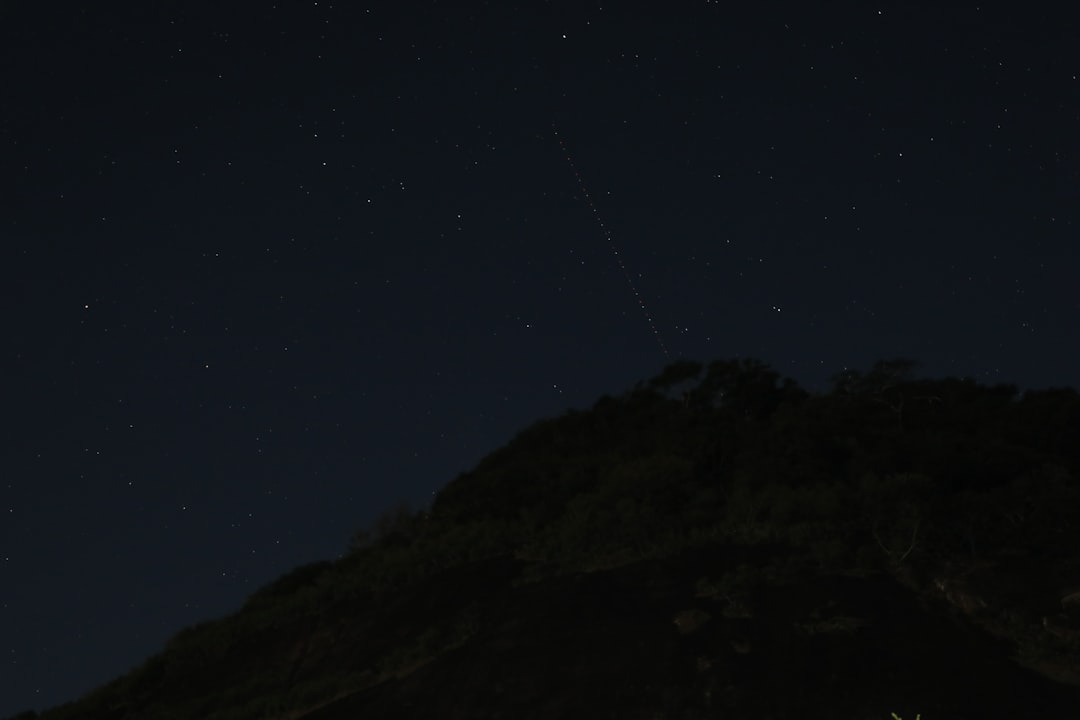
[{"x1": 9, "y1": 358, "x2": 1080, "y2": 720}]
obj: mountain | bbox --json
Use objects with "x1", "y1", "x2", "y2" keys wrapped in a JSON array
[{"x1": 12, "y1": 358, "x2": 1080, "y2": 720}]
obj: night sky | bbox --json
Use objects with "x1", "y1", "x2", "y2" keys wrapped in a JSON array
[{"x1": 3, "y1": 2, "x2": 1079, "y2": 715}]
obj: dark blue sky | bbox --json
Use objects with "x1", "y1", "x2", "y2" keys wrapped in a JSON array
[{"x1": 3, "y1": 3, "x2": 1078, "y2": 716}]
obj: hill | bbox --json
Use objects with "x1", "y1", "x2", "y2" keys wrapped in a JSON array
[{"x1": 10, "y1": 358, "x2": 1080, "y2": 719}]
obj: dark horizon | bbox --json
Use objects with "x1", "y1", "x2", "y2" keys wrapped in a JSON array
[{"x1": 10, "y1": 356, "x2": 1080, "y2": 720}]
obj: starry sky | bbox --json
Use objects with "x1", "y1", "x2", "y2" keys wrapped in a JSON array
[{"x1": 2, "y1": 2, "x2": 1078, "y2": 715}]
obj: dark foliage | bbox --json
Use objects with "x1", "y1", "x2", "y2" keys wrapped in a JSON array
[
  {"x1": 245, "y1": 561, "x2": 335, "y2": 607},
  {"x1": 18, "y1": 357, "x2": 1080, "y2": 720}
]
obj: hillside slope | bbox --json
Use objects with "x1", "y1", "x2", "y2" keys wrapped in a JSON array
[{"x1": 14, "y1": 359, "x2": 1080, "y2": 720}]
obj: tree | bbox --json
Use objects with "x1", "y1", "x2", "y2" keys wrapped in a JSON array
[
  {"x1": 646, "y1": 359, "x2": 703, "y2": 394},
  {"x1": 349, "y1": 502, "x2": 427, "y2": 553},
  {"x1": 688, "y1": 357, "x2": 795, "y2": 418}
]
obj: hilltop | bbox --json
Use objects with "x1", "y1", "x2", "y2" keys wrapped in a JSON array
[{"x1": 10, "y1": 358, "x2": 1080, "y2": 720}]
